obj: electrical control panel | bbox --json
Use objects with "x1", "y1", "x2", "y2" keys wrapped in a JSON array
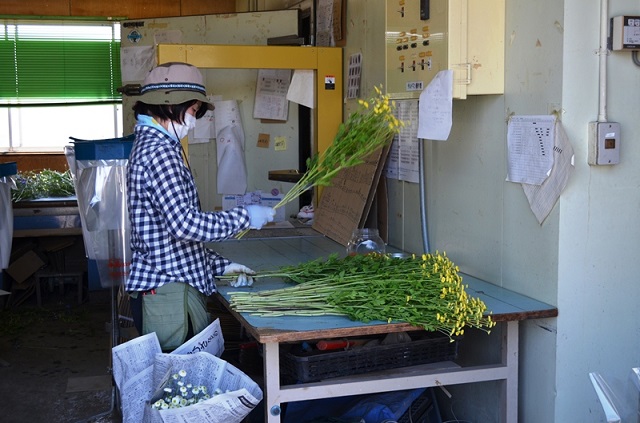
[
  {"x1": 609, "y1": 16, "x2": 640, "y2": 50},
  {"x1": 588, "y1": 122, "x2": 621, "y2": 165},
  {"x1": 385, "y1": 0, "x2": 450, "y2": 99},
  {"x1": 384, "y1": 0, "x2": 505, "y2": 100}
]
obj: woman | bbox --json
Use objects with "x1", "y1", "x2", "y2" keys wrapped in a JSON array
[{"x1": 126, "y1": 62, "x2": 275, "y2": 350}]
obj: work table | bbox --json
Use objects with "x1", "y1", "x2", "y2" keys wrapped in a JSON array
[
  {"x1": 12, "y1": 196, "x2": 82, "y2": 237},
  {"x1": 214, "y1": 235, "x2": 558, "y2": 423}
]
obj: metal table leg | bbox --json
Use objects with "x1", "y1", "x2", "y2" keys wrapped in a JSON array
[{"x1": 74, "y1": 284, "x2": 120, "y2": 423}]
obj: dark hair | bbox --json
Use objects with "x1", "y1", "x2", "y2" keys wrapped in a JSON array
[{"x1": 133, "y1": 100, "x2": 207, "y2": 123}]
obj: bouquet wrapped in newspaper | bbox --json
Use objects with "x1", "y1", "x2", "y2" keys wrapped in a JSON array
[{"x1": 112, "y1": 320, "x2": 263, "y2": 423}]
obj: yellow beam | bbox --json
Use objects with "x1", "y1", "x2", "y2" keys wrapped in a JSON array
[
  {"x1": 315, "y1": 47, "x2": 343, "y2": 156},
  {"x1": 157, "y1": 44, "x2": 343, "y2": 156},
  {"x1": 158, "y1": 44, "x2": 320, "y2": 70}
]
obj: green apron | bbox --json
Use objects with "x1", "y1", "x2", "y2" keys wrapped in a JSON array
[{"x1": 142, "y1": 282, "x2": 211, "y2": 351}]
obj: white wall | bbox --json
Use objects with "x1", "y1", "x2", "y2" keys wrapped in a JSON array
[
  {"x1": 558, "y1": 0, "x2": 640, "y2": 421},
  {"x1": 246, "y1": 0, "x2": 639, "y2": 420},
  {"x1": 385, "y1": 0, "x2": 640, "y2": 421},
  {"x1": 406, "y1": 1, "x2": 562, "y2": 420}
]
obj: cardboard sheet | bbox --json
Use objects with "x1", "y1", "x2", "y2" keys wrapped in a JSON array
[{"x1": 312, "y1": 147, "x2": 389, "y2": 246}]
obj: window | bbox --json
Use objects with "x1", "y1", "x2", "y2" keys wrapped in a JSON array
[{"x1": 0, "y1": 19, "x2": 123, "y2": 152}]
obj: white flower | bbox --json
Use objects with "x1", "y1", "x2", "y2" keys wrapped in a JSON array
[{"x1": 153, "y1": 370, "x2": 211, "y2": 411}]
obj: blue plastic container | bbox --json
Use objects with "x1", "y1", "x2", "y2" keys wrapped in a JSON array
[
  {"x1": 0, "y1": 162, "x2": 17, "y2": 177},
  {"x1": 72, "y1": 134, "x2": 134, "y2": 161}
]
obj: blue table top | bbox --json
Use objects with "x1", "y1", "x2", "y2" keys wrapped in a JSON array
[{"x1": 214, "y1": 236, "x2": 558, "y2": 343}]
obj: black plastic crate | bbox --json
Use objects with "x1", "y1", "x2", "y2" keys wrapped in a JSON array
[{"x1": 280, "y1": 332, "x2": 458, "y2": 383}]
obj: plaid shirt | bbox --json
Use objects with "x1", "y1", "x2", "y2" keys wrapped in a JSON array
[{"x1": 126, "y1": 118, "x2": 250, "y2": 295}]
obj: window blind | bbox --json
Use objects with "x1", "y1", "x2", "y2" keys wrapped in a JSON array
[{"x1": 0, "y1": 20, "x2": 121, "y2": 105}]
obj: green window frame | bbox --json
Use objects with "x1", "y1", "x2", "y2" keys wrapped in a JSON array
[{"x1": 0, "y1": 18, "x2": 122, "y2": 105}]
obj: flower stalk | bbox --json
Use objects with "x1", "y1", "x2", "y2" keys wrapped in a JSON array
[
  {"x1": 225, "y1": 252, "x2": 496, "y2": 339},
  {"x1": 237, "y1": 85, "x2": 403, "y2": 237}
]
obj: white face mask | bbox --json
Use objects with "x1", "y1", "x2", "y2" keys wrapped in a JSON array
[{"x1": 172, "y1": 113, "x2": 197, "y2": 140}]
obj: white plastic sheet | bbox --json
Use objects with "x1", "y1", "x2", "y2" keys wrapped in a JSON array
[
  {"x1": 74, "y1": 158, "x2": 131, "y2": 288},
  {"x1": 0, "y1": 175, "x2": 16, "y2": 269},
  {"x1": 590, "y1": 370, "x2": 640, "y2": 422}
]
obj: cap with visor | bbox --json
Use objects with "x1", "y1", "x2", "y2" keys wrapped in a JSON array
[{"x1": 138, "y1": 62, "x2": 214, "y2": 111}]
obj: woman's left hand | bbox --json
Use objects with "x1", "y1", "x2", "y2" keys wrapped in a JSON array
[{"x1": 223, "y1": 262, "x2": 256, "y2": 287}]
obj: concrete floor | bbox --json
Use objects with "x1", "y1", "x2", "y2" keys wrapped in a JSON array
[
  {"x1": 0, "y1": 281, "x2": 265, "y2": 423},
  {"x1": 0, "y1": 275, "x2": 438, "y2": 423},
  {"x1": 0, "y1": 286, "x2": 120, "y2": 423}
]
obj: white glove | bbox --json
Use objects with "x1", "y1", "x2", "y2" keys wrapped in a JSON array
[
  {"x1": 223, "y1": 262, "x2": 256, "y2": 287},
  {"x1": 245, "y1": 205, "x2": 276, "y2": 230}
]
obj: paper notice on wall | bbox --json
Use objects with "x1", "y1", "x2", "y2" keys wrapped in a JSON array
[
  {"x1": 346, "y1": 53, "x2": 363, "y2": 99},
  {"x1": 213, "y1": 99, "x2": 243, "y2": 143},
  {"x1": 190, "y1": 113, "x2": 215, "y2": 144},
  {"x1": 253, "y1": 69, "x2": 291, "y2": 121},
  {"x1": 188, "y1": 96, "x2": 220, "y2": 144},
  {"x1": 385, "y1": 100, "x2": 420, "y2": 183},
  {"x1": 522, "y1": 120, "x2": 574, "y2": 224},
  {"x1": 214, "y1": 100, "x2": 247, "y2": 195},
  {"x1": 121, "y1": 46, "x2": 156, "y2": 82},
  {"x1": 287, "y1": 70, "x2": 315, "y2": 109},
  {"x1": 216, "y1": 125, "x2": 247, "y2": 195},
  {"x1": 507, "y1": 115, "x2": 556, "y2": 185},
  {"x1": 417, "y1": 70, "x2": 453, "y2": 141}
]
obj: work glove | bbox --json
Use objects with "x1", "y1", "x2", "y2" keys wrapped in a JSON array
[
  {"x1": 223, "y1": 262, "x2": 256, "y2": 287},
  {"x1": 245, "y1": 205, "x2": 276, "y2": 230}
]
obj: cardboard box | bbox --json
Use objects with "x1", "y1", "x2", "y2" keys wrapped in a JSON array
[{"x1": 6, "y1": 250, "x2": 45, "y2": 284}]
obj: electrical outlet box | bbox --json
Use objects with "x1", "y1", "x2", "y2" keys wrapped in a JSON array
[
  {"x1": 609, "y1": 16, "x2": 640, "y2": 50},
  {"x1": 588, "y1": 122, "x2": 620, "y2": 165}
]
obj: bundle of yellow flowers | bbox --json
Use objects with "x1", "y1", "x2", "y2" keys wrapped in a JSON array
[
  {"x1": 237, "y1": 85, "x2": 403, "y2": 237},
  {"x1": 226, "y1": 252, "x2": 496, "y2": 339},
  {"x1": 275, "y1": 85, "x2": 403, "y2": 209}
]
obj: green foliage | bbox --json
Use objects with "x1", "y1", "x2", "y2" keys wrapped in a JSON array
[
  {"x1": 11, "y1": 169, "x2": 75, "y2": 202},
  {"x1": 227, "y1": 253, "x2": 496, "y2": 338},
  {"x1": 276, "y1": 86, "x2": 403, "y2": 208}
]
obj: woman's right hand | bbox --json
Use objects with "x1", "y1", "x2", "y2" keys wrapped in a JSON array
[{"x1": 245, "y1": 205, "x2": 276, "y2": 229}]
